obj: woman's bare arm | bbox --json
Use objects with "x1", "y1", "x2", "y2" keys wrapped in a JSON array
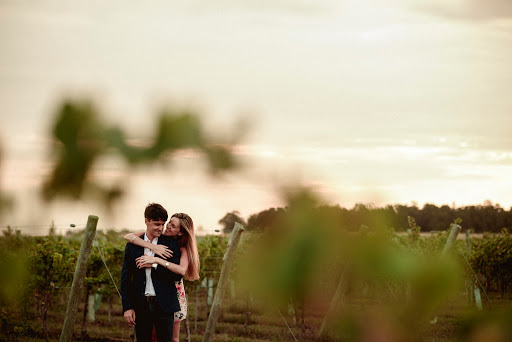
[
  {"x1": 124, "y1": 231, "x2": 172, "y2": 259},
  {"x1": 136, "y1": 247, "x2": 189, "y2": 275}
]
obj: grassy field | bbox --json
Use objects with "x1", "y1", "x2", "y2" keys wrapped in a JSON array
[{"x1": 4, "y1": 283, "x2": 511, "y2": 342}]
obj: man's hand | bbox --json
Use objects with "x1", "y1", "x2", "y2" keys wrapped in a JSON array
[
  {"x1": 124, "y1": 309, "x2": 136, "y2": 326},
  {"x1": 151, "y1": 244, "x2": 172, "y2": 258},
  {"x1": 136, "y1": 255, "x2": 158, "y2": 269}
]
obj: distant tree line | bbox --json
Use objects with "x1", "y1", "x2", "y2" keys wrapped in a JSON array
[{"x1": 221, "y1": 201, "x2": 512, "y2": 233}]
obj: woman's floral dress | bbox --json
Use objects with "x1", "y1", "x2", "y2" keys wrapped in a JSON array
[{"x1": 174, "y1": 278, "x2": 187, "y2": 322}]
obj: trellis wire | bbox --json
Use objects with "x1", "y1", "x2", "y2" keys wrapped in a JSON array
[
  {"x1": 278, "y1": 309, "x2": 299, "y2": 342},
  {"x1": 94, "y1": 235, "x2": 122, "y2": 299},
  {"x1": 457, "y1": 250, "x2": 493, "y2": 309}
]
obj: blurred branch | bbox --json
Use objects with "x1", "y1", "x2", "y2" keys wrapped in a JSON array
[{"x1": 42, "y1": 98, "x2": 245, "y2": 206}]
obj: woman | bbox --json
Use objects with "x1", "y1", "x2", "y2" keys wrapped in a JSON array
[{"x1": 124, "y1": 213, "x2": 200, "y2": 342}]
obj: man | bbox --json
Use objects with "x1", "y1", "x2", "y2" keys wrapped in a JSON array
[{"x1": 120, "y1": 203, "x2": 182, "y2": 342}]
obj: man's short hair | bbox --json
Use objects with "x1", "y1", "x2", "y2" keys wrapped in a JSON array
[{"x1": 144, "y1": 203, "x2": 168, "y2": 222}]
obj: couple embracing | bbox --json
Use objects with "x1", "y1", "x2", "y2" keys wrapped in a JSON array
[{"x1": 120, "y1": 203, "x2": 200, "y2": 342}]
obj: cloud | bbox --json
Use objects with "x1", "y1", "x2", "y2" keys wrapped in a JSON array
[{"x1": 416, "y1": 0, "x2": 512, "y2": 20}]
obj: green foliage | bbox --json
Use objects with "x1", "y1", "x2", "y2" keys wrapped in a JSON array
[
  {"x1": 0, "y1": 307, "x2": 35, "y2": 338},
  {"x1": 42, "y1": 100, "x2": 104, "y2": 201},
  {"x1": 457, "y1": 308, "x2": 512, "y2": 341},
  {"x1": 407, "y1": 216, "x2": 421, "y2": 240},
  {"x1": 239, "y1": 188, "x2": 471, "y2": 340},
  {"x1": 246, "y1": 202, "x2": 512, "y2": 234},
  {"x1": 241, "y1": 188, "x2": 344, "y2": 306},
  {"x1": 470, "y1": 228, "x2": 512, "y2": 293},
  {"x1": 197, "y1": 235, "x2": 228, "y2": 282},
  {"x1": 26, "y1": 238, "x2": 77, "y2": 337},
  {"x1": 42, "y1": 99, "x2": 242, "y2": 206},
  {"x1": 29, "y1": 239, "x2": 77, "y2": 302},
  {"x1": 81, "y1": 235, "x2": 125, "y2": 304},
  {"x1": 0, "y1": 249, "x2": 29, "y2": 308},
  {"x1": 0, "y1": 230, "x2": 36, "y2": 308},
  {"x1": 246, "y1": 207, "x2": 285, "y2": 231},
  {"x1": 95, "y1": 242, "x2": 124, "y2": 298},
  {"x1": 85, "y1": 246, "x2": 105, "y2": 292},
  {"x1": 394, "y1": 218, "x2": 451, "y2": 257},
  {"x1": 218, "y1": 211, "x2": 246, "y2": 234},
  {"x1": 1, "y1": 217, "x2": 512, "y2": 341}
]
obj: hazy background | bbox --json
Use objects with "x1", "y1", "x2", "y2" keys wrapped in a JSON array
[{"x1": 1, "y1": 0, "x2": 511, "y2": 234}]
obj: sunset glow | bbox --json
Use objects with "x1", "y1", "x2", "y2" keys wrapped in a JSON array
[{"x1": 1, "y1": 0, "x2": 511, "y2": 234}]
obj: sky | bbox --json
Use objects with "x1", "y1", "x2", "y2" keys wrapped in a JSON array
[{"x1": 1, "y1": 0, "x2": 512, "y2": 235}]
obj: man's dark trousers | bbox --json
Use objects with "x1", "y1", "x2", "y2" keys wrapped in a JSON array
[{"x1": 135, "y1": 296, "x2": 173, "y2": 342}]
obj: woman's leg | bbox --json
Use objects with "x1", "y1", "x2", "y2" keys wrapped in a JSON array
[{"x1": 172, "y1": 321, "x2": 180, "y2": 342}]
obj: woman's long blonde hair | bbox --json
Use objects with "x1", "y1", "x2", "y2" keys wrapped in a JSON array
[{"x1": 172, "y1": 213, "x2": 200, "y2": 281}]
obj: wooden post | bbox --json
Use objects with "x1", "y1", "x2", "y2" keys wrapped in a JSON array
[
  {"x1": 465, "y1": 230, "x2": 482, "y2": 310},
  {"x1": 465, "y1": 230, "x2": 473, "y2": 304},
  {"x1": 465, "y1": 230, "x2": 471, "y2": 256},
  {"x1": 59, "y1": 215, "x2": 98, "y2": 342},
  {"x1": 202, "y1": 223, "x2": 245, "y2": 342},
  {"x1": 442, "y1": 223, "x2": 461, "y2": 256},
  {"x1": 87, "y1": 294, "x2": 96, "y2": 322},
  {"x1": 204, "y1": 277, "x2": 210, "y2": 319},
  {"x1": 207, "y1": 278, "x2": 214, "y2": 306},
  {"x1": 429, "y1": 223, "x2": 463, "y2": 325},
  {"x1": 474, "y1": 286, "x2": 483, "y2": 310}
]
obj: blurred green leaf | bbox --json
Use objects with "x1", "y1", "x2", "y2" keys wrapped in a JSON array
[
  {"x1": 42, "y1": 100, "x2": 103, "y2": 200},
  {"x1": 42, "y1": 99, "x2": 244, "y2": 206}
]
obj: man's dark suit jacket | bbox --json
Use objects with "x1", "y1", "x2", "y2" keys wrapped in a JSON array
[{"x1": 120, "y1": 234, "x2": 182, "y2": 315}]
